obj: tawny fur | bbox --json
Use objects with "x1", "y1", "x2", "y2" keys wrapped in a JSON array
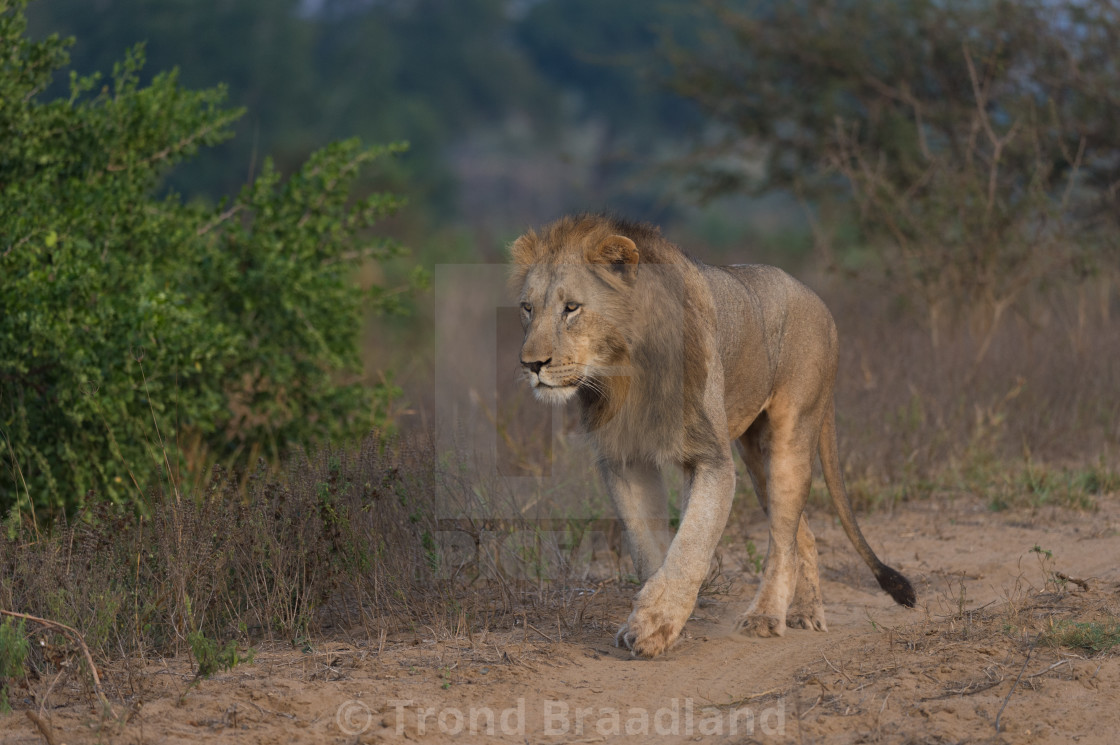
[{"x1": 512, "y1": 214, "x2": 915, "y2": 658}]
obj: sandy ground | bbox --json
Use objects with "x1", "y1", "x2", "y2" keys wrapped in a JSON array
[{"x1": 2, "y1": 493, "x2": 1119, "y2": 745}]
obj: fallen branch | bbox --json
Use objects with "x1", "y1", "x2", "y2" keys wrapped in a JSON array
[
  {"x1": 25, "y1": 711, "x2": 60, "y2": 745},
  {"x1": 526, "y1": 622, "x2": 556, "y2": 644},
  {"x1": 995, "y1": 638, "x2": 1036, "y2": 733},
  {"x1": 1056, "y1": 573, "x2": 1090, "y2": 591}
]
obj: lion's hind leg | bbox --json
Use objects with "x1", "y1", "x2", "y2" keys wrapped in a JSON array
[
  {"x1": 735, "y1": 418, "x2": 827, "y2": 635},
  {"x1": 785, "y1": 514, "x2": 827, "y2": 631}
]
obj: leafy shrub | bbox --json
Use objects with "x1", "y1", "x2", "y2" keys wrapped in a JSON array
[
  {"x1": 187, "y1": 630, "x2": 253, "y2": 679},
  {"x1": 0, "y1": 618, "x2": 29, "y2": 713},
  {"x1": 0, "y1": 0, "x2": 418, "y2": 516}
]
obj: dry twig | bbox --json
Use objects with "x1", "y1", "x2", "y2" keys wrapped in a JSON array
[
  {"x1": 24, "y1": 711, "x2": 60, "y2": 745},
  {"x1": 0, "y1": 609, "x2": 116, "y2": 718},
  {"x1": 995, "y1": 638, "x2": 1037, "y2": 733}
]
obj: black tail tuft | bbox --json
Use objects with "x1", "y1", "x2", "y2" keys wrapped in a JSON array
[{"x1": 875, "y1": 565, "x2": 917, "y2": 608}]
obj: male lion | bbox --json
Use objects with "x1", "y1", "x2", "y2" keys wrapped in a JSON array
[{"x1": 511, "y1": 214, "x2": 915, "y2": 658}]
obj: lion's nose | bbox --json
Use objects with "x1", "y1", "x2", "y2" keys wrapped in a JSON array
[{"x1": 522, "y1": 357, "x2": 551, "y2": 374}]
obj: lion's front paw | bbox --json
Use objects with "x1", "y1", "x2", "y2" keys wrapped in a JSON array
[
  {"x1": 735, "y1": 613, "x2": 785, "y2": 638},
  {"x1": 614, "y1": 621, "x2": 638, "y2": 650},
  {"x1": 785, "y1": 609, "x2": 828, "y2": 632},
  {"x1": 614, "y1": 580, "x2": 694, "y2": 658},
  {"x1": 614, "y1": 607, "x2": 684, "y2": 658}
]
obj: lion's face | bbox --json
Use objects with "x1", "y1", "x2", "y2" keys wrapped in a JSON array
[
  {"x1": 517, "y1": 262, "x2": 629, "y2": 405},
  {"x1": 511, "y1": 226, "x2": 640, "y2": 406}
]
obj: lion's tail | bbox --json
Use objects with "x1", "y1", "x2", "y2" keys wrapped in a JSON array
[{"x1": 819, "y1": 398, "x2": 916, "y2": 608}]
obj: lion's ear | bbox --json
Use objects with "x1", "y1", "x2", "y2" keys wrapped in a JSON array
[
  {"x1": 587, "y1": 235, "x2": 639, "y2": 278},
  {"x1": 510, "y1": 231, "x2": 539, "y2": 265}
]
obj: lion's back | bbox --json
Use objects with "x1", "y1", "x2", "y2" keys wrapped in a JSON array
[{"x1": 701, "y1": 263, "x2": 839, "y2": 426}]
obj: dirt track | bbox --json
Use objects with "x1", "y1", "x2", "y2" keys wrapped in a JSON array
[{"x1": 3, "y1": 493, "x2": 1119, "y2": 745}]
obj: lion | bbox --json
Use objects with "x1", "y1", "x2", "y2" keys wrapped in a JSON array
[{"x1": 510, "y1": 214, "x2": 915, "y2": 658}]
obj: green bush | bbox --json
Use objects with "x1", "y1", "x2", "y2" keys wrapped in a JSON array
[
  {"x1": 0, "y1": 0, "x2": 417, "y2": 516},
  {"x1": 187, "y1": 629, "x2": 254, "y2": 679},
  {"x1": 0, "y1": 618, "x2": 29, "y2": 713}
]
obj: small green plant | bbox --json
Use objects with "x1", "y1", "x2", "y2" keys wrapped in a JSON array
[
  {"x1": 422, "y1": 530, "x2": 440, "y2": 575},
  {"x1": 988, "y1": 493, "x2": 1010, "y2": 512},
  {"x1": 1029, "y1": 545, "x2": 1067, "y2": 593},
  {"x1": 187, "y1": 630, "x2": 254, "y2": 679},
  {"x1": 0, "y1": 618, "x2": 29, "y2": 714},
  {"x1": 179, "y1": 630, "x2": 254, "y2": 704},
  {"x1": 1043, "y1": 619, "x2": 1120, "y2": 654}
]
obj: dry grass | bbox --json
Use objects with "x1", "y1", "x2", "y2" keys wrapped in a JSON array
[
  {"x1": 0, "y1": 429, "x2": 635, "y2": 716},
  {"x1": 791, "y1": 560, "x2": 1120, "y2": 743},
  {"x1": 813, "y1": 278, "x2": 1120, "y2": 511}
]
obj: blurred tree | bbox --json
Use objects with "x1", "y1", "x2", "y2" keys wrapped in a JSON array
[
  {"x1": 23, "y1": 0, "x2": 555, "y2": 214},
  {"x1": 311, "y1": 0, "x2": 555, "y2": 212},
  {"x1": 672, "y1": 0, "x2": 1120, "y2": 358},
  {"x1": 23, "y1": 0, "x2": 707, "y2": 224},
  {"x1": 518, "y1": 0, "x2": 698, "y2": 136},
  {"x1": 24, "y1": 0, "x2": 319, "y2": 197},
  {"x1": 0, "y1": 0, "x2": 415, "y2": 516}
]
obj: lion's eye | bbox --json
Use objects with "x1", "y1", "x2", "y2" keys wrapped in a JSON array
[
  {"x1": 564, "y1": 302, "x2": 581, "y2": 314},
  {"x1": 520, "y1": 302, "x2": 532, "y2": 315}
]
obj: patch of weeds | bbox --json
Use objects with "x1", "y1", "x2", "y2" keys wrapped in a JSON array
[
  {"x1": 830, "y1": 474, "x2": 919, "y2": 513},
  {"x1": 1029, "y1": 545, "x2": 1066, "y2": 593},
  {"x1": 179, "y1": 630, "x2": 255, "y2": 704},
  {"x1": 1043, "y1": 618, "x2": 1120, "y2": 654},
  {"x1": 983, "y1": 459, "x2": 1116, "y2": 512},
  {"x1": 187, "y1": 630, "x2": 255, "y2": 679},
  {"x1": 988, "y1": 493, "x2": 1010, "y2": 511},
  {"x1": 1019, "y1": 465, "x2": 1097, "y2": 510},
  {"x1": 960, "y1": 439, "x2": 1002, "y2": 499},
  {"x1": 1066, "y1": 459, "x2": 1120, "y2": 499},
  {"x1": 843, "y1": 478, "x2": 889, "y2": 511},
  {"x1": 0, "y1": 618, "x2": 29, "y2": 714}
]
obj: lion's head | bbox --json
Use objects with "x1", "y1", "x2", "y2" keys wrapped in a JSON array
[
  {"x1": 508, "y1": 215, "x2": 713, "y2": 463},
  {"x1": 509, "y1": 216, "x2": 643, "y2": 406}
]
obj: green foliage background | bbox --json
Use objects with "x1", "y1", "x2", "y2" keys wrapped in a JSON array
[{"x1": 1, "y1": 1, "x2": 416, "y2": 515}]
